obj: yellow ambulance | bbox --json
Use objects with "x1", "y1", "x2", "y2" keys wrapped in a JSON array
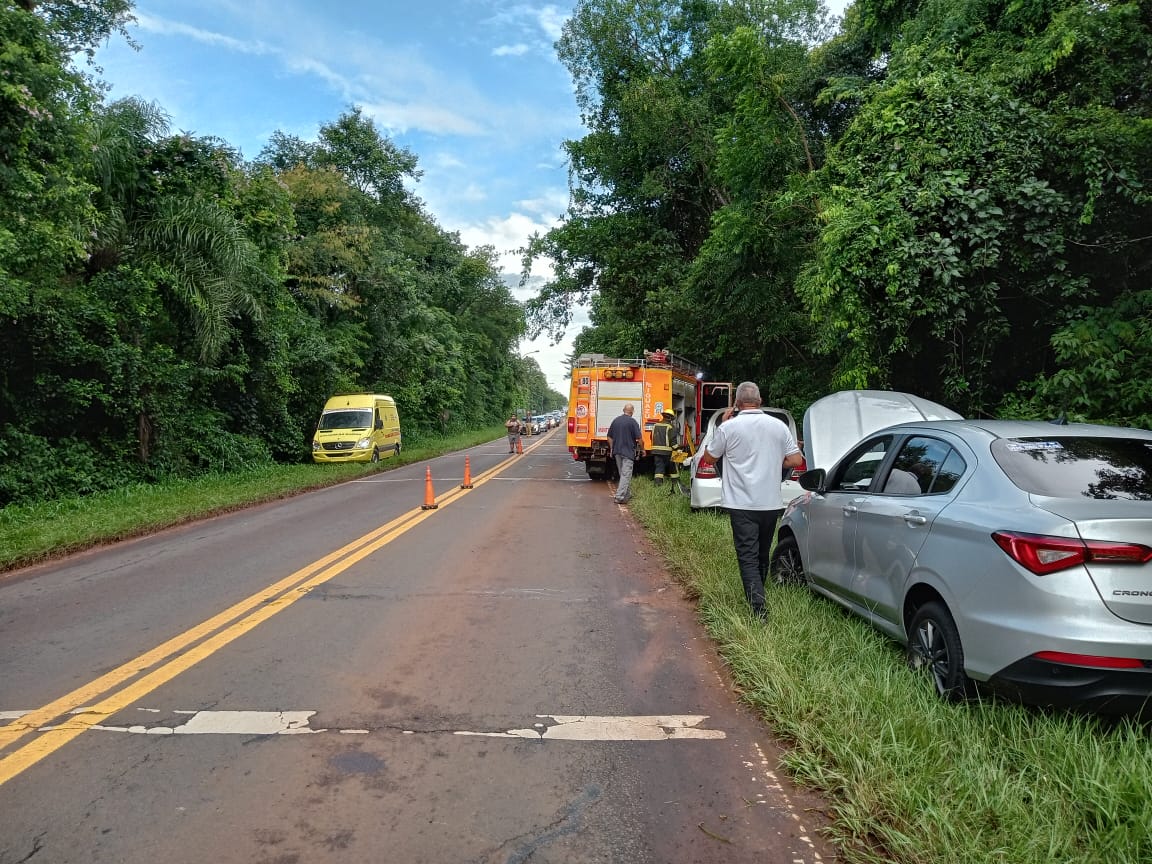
[{"x1": 312, "y1": 394, "x2": 402, "y2": 464}]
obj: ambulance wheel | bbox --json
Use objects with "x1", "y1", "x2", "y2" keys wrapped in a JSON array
[{"x1": 371, "y1": 448, "x2": 380, "y2": 464}]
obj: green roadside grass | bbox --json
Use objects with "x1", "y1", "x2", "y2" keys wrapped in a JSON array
[
  {"x1": 0, "y1": 426, "x2": 506, "y2": 574},
  {"x1": 628, "y1": 478, "x2": 1152, "y2": 864}
]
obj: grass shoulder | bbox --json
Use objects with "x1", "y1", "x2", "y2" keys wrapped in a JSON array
[
  {"x1": 0, "y1": 426, "x2": 506, "y2": 575},
  {"x1": 627, "y1": 479, "x2": 1151, "y2": 864}
]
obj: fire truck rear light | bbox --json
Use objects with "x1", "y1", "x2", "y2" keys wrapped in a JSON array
[{"x1": 567, "y1": 417, "x2": 575, "y2": 433}]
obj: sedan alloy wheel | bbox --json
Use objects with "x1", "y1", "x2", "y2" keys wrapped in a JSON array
[
  {"x1": 770, "y1": 535, "x2": 806, "y2": 587},
  {"x1": 907, "y1": 601, "x2": 971, "y2": 701}
]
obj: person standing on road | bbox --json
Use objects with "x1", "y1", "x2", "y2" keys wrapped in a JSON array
[
  {"x1": 606, "y1": 403, "x2": 643, "y2": 504},
  {"x1": 649, "y1": 410, "x2": 676, "y2": 486},
  {"x1": 505, "y1": 415, "x2": 521, "y2": 453},
  {"x1": 697, "y1": 382, "x2": 803, "y2": 621}
]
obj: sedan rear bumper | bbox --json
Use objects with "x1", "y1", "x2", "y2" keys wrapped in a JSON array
[
  {"x1": 689, "y1": 475, "x2": 805, "y2": 511},
  {"x1": 987, "y1": 655, "x2": 1152, "y2": 715}
]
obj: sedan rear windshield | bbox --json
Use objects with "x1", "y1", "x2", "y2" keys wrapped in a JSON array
[{"x1": 991, "y1": 436, "x2": 1152, "y2": 500}]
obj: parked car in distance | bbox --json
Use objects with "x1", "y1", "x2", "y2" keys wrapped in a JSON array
[
  {"x1": 687, "y1": 407, "x2": 803, "y2": 512},
  {"x1": 772, "y1": 400, "x2": 1152, "y2": 713}
]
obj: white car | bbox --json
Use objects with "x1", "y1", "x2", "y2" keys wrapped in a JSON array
[{"x1": 687, "y1": 407, "x2": 804, "y2": 512}]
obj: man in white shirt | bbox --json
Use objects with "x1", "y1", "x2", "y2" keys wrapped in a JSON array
[{"x1": 698, "y1": 381, "x2": 803, "y2": 620}]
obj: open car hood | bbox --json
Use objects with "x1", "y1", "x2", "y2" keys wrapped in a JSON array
[{"x1": 802, "y1": 390, "x2": 964, "y2": 470}]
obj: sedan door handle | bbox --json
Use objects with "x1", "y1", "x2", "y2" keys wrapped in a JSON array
[
  {"x1": 903, "y1": 513, "x2": 928, "y2": 526},
  {"x1": 842, "y1": 505, "x2": 858, "y2": 516}
]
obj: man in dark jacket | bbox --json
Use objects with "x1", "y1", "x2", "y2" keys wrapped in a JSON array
[{"x1": 606, "y1": 403, "x2": 642, "y2": 504}]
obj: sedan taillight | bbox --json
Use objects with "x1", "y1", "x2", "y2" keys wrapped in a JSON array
[
  {"x1": 992, "y1": 531, "x2": 1152, "y2": 576},
  {"x1": 790, "y1": 441, "x2": 808, "y2": 480},
  {"x1": 694, "y1": 461, "x2": 718, "y2": 480}
]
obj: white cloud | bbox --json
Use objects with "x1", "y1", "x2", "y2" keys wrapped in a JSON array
[
  {"x1": 430, "y1": 152, "x2": 466, "y2": 170},
  {"x1": 460, "y1": 183, "x2": 488, "y2": 202},
  {"x1": 515, "y1": 188, "x2": 569, "y2": 217},
  {"x1": 280, "y1": 53, "x2": 355, "y2": 95},
  {"x1": 359, "y1": 99, "x2": 485, "y2": 137},
  {"x1": 493, "y1": 44, "x2": 531, "y2": 57},
  {"x1": 457, "y1": 210, "x2": 555, "y2": 276},
  {"x1": 535, "y1": 5, "x2": 567, "y2": 41},
  {"x1": 134, "y1": 11, "x2": 273, "y2": 55},
  {"x1": 482, "y1": 3, "x2": 568, "y2": 58}
]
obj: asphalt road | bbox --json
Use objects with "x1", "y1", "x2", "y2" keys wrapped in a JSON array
[{"x1": 0, "y1": 430, "x2": 838, "y2": 864}]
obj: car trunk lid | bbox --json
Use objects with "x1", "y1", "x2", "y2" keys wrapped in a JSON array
[
  {"x1": 802, "y1": 390, "x2": 964, "y2": 471},
  {"x1": 1033, "y1": 497, "x2": 1152, "y2": 624}
]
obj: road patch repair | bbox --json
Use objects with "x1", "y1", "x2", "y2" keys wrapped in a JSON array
[{"x1": 0, "y1": 709, "x2": 725, "y2": 740}]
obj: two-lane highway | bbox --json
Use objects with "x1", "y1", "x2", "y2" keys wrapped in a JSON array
[{"x1": 0, "y1": 431, "x2": 837, "y2": 863}]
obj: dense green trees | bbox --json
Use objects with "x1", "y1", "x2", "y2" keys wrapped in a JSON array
[
  {"x1": 530, "y1": 0, "x2": 1151, "y2": 424},
  {"x1": 4, "y1": 0, "x2": 1149, "y2": 504},
  {"x1": 0, "y1": 1, "x2": 551, "y2": 506},
  {"x1": 805, "y1": 0, "x2": 1152, "y2": 419}
]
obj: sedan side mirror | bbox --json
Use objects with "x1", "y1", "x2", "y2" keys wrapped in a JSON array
[{"x1": 798, "y1": 468, "x2": 826, "y2": 492}]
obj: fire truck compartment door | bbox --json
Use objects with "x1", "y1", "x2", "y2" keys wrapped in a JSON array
[{"x1": 595, "y1": 381, "x2": 644, "y2": 437}]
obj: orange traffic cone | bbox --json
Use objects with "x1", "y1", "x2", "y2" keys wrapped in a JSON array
[
  {"x1": 516, "y1": 435, "x2": 524, "y2": 455},
  {"x1": 461, "y1": 456, "x2": 474, "y2": 489},
  {"x1": 421, "y1": 466, "x2": 438, "y2": 509}
]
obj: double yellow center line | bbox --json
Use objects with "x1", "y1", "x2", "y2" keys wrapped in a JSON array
[{"x1": 0, "y1": 447, "x2": 532, "y2": 786}]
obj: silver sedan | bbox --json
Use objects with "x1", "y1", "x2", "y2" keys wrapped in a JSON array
[{"x1": 771, "y1": 418, "x2": 1152, "y2": 712}]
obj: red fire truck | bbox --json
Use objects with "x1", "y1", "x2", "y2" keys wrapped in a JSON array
[{"x1": 565, "y1": 351, "x2": 732, "y2": 480}]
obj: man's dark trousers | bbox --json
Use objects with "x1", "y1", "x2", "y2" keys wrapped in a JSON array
[{"x1": 727, "y1": 508, "x2": 784, "y2": 616}]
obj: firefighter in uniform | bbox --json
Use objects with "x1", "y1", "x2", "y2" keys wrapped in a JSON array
[{"x1": 650, "y1": 409, "x2": 676, "y2": 485}]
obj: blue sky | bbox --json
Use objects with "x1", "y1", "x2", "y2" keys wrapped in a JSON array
[{"x1": 93, "y1": 0, "x2": 846, "y2": 394}]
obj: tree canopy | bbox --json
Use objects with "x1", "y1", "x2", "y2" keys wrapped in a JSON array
[{"x1": 527, "y1": 0, "x2": 1152, "y2": 423}]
